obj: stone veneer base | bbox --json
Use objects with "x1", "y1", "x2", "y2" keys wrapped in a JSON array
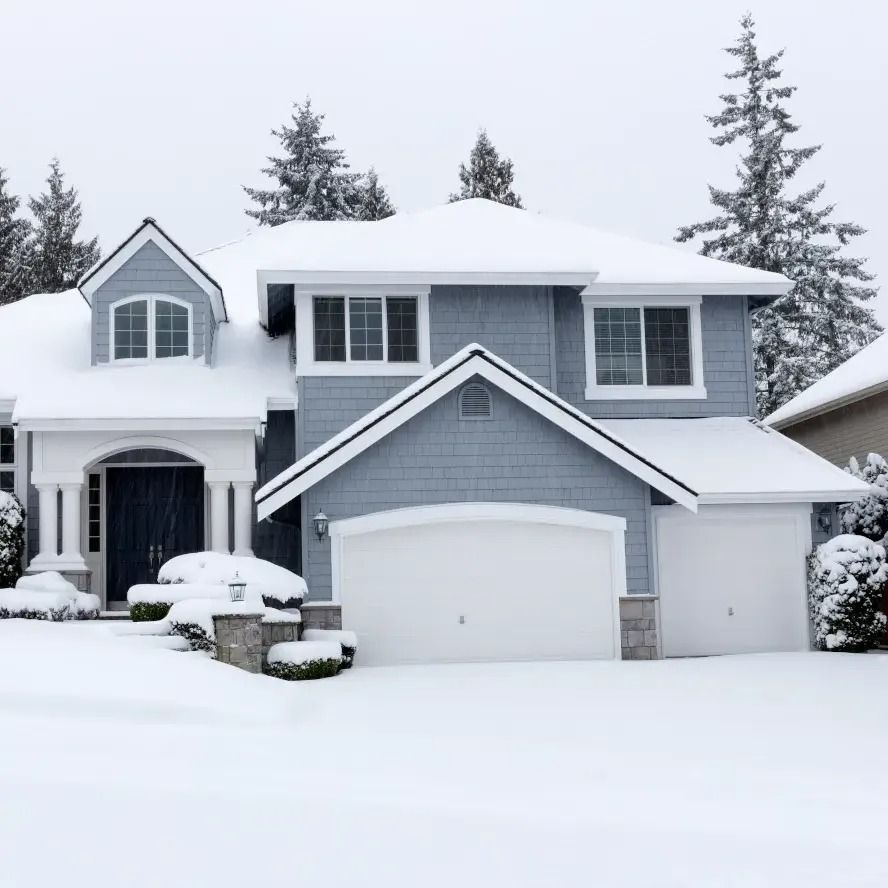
[{"x1": 619, "y1": 596, "x2": 660, "y2": 660}]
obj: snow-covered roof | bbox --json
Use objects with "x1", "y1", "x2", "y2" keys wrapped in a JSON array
[
  {"x1": 198, "y1": 199, "x2": 792, "y2": 316},
  {"x1": 602, "y1": 417, "x2": 867, "y2": 503},
  {"x1": 0, "y1": 290, "x2": 293, "y2": 427},
  {"x1": 765, "y1": 333, "x2": 888, "y2": 428}
]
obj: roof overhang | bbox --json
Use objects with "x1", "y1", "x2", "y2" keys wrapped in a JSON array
[
  {"x1": 580, "y1": 281, "x2": 793, "y2": 299},
  {"x1": 256, "y1": 344, "x2": 699, "y2": 521},
  {"x1": 79, "y1": 219, "x2": 227, "y2": 323},
  {"x1": 15, "y1": 416, "x2": 261, "y2": 433},
  {"x1": 767, "y1": 380, "x2": 888, "y2": 430}
]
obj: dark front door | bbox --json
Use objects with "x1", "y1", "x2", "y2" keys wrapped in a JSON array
[{"x1": 105, "y1": 466, "x2": 205, "y2": 604}]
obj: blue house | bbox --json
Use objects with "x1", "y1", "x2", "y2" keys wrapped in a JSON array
[{"x1": 0, "y1": 199, "x2": 864, "y2": 663}]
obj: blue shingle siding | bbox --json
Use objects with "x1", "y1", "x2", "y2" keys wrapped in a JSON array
[
  {"x1": 429, "y1": 285, "x2": 553, "y2": 387},
  {"x1": 300, "y1": 376, "x2": 651, "y2": 601},
  {"x1": 91, "y1": 241, "x2": 215, "y2": 364},
  {"x1": 553, "y1": 288, "x2": 755, "y2": 418}
]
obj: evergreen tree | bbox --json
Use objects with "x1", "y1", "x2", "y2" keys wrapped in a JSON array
[
  {"x1": 245, "y1": 98, "x2": 362, "y2": 224},
  {"x1": 354, "y1": 167, "x2": 396, "y2": 220},
  {"x1": 449, "y1": 129, "x2": 523, "y2": 208},
  {"x1": 28, "y1": 159, "x2": 100, "y2": 293},
  {"x1": 0, "y1": 167, "x2": 33, "y2": 305},
  {"x1": 676, "y1": 14, "x2": 879, "y2": 417}
]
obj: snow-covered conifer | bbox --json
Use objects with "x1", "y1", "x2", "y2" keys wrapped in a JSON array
[
  {"x1": 449, "y1": 129, "x2": 523, "y2": 208},
  {"x1": 676, "y1": 14, "x2": 880, "y2": 417},
  {"x1": 0, "y1": 167, "x2": 33, "y2": 305},
  {"x1": 28, "y1": 159, "x2": 100, "y2": 294},
  {"x1": 354, "y1": 168, "x2": 395, "y2": 220},
  {"x1": 840, "y1": 454, "x2": 888, "y2": 541},
  {"x1": 0, "y1": 491, "x2": 25, "y2": 589},
  {"x1": 244, "y1": 99, "x2": 362, "y2": 224}
]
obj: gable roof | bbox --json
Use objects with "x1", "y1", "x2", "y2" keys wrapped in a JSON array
[
  {"x1": 255, "y1": 344, "x2": 700, "y2": 520},
  {"x1": 766, "y1": 333, "x2": 888, "y2": 428},
  {"x1": 79, "y1": 218, "x2": 227, "y2": 322}
]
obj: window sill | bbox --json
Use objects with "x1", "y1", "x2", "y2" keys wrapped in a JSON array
[
  {"x1": 294, "y1": 362, "x2": 433, "y2": 378},
  {"x1": 583, "y1": 384, "x2": 708, "y2": 401}
]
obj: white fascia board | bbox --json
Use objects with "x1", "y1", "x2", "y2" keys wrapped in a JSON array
[
  {"x1": 697, "y1": 489, "x2": 868, "y2": 505},
  {"x1": 260, "y1": 270, "x2": 598, "y2": 287},
  {"x1": 766, "y1": 380, "x2": 888, "y2": 430},
  {"x1": 0, "y1": 398, "x2": 16, "y2": 416},
  {"x1": 80, "y1": 225, "x2": 225, "y2": 322},
  {"x1": 256, "y1": 344, "x2": 698, "y2": 520},
  {"x1": 16, "y1": 416, "x2": 261, "y2": 433},
  {"x1": 580, "y1": 281, "x2": 792, "y2": 297}
]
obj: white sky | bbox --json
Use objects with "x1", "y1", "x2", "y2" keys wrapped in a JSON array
[{"x1": 3, "y1": 0, "x2": 886, "y2": 317}]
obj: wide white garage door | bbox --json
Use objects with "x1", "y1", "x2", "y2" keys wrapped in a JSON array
[
  {"x1": 656, "y1": 505, "x2": 810, "y2": 657},
  {"x1": 335, "y1": 506, "x2": 622, "y2": 666}
]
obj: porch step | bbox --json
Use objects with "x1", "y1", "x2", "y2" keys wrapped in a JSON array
[{"x1": 98, "y1": 611, "x2": 132, "y2": 621}]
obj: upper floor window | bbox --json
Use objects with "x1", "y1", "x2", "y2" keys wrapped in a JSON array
[
  {"x1": 111, "y1": 295, "x2": 192, "y2": 362},
  {"x1": 583, "y1": 296, "x2": 706, "y2": 400},
  {"x1": 313, "y1": 295, "x2": 419, "y2": 364},
  {"x1": 0, "y1": 426, "x2": 15, "y2": 495}
]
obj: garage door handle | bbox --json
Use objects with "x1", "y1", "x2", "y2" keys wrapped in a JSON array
[
  {"x1": 459, "y1": 615, "x2": 465, "y2": 624},
  {"x1": 728, "y1": 607, "x2": 734, "y2": 616}
]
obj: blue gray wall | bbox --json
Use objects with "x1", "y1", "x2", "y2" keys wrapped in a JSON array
[
  {"x1": 301, "y1": 376, "x2": 652, "y2": 601},
  {"x1": 91, "y1": 241, "x2": 216, "y2": 364}
]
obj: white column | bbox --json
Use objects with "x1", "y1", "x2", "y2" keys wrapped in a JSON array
[
  {"x1": 209, "y1": 482, "x2": 230, "y2": 554},
  {"x1": 232, "y1": 482, "x2": 254, "y2": 557},
  {"x1": 34, "y1": 483, "x2": 59, "y2": 563},
  {"x1": 59, "y1": 482, "x2": 84, "y2": 564}
]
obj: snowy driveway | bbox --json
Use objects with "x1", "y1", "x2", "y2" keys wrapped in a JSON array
[{"x1": 0, "y1": 621, "x2": 886, "y2": 887}]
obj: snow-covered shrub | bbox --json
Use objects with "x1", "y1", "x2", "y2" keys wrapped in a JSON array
[
  {"x1": 130, "y1": 601, "x2": 174, "y2": 623},
  {"x1": 302, "y1": 629, "x2": 358, "y2": 669},
  {"x1": 841, "y1": 454, "x2": 888, "y2": 541},
  {"x1": 0, "y1": 588, "x2": 70, "y2": 621},
  {"x1": 158, "y1": 552, "x2": 306, "y2": 608},
  {"x1": 0, "y1": 492, "x2": 25, "y2": 589},
  {"x1": 128, "y1": 581, "x2": 263, "y2": 621},
  {"x1": 72, "y1": 591, "x2": 101, "y2": 620},
  {"x1": 13, "y1": 572, "x2": 100, "y2": 620},
  {"x1": 808, "y1": 534, "x2": 888, "y2": 652},
  {"x1": 265, "y1": 640, "x2": 343, "y2": 680}
]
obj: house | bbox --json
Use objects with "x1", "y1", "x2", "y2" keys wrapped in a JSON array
[{"x1": 0, "y1": 199, "x2": 866, "y2": 664}]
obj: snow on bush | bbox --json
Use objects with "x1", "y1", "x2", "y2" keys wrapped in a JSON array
[
  {"x1": 265, "y1": 640, "x2": 343, "y2": 680},
  {"x1": 0, "y1": 588, "x2": 71, "y2": 621},
  {"x1": 302, "y1": 628, "x2": 358, "y2": 669},
  {"x1": 128, "y1": 582, "x2": 263, "y2": 622},
  {"x1": 841, "y1": 454, "x2": 888, "y2": 541},
  {"x1": 158, "y1": 552, "x2": 307, "y2": 608},
  {"x1": 0, "y1": 491, "x2": 25, "y2": 589},
  {"x1": 808, "y1": 534, "x2": 888, "y2": 652}
]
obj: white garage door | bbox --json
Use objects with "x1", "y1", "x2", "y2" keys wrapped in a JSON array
[
  {"x1": 656, "y1": 505, "x2": 810, "y2": 657},
  {"x1": 334, "y1": 505, "x2": 623, "y2": 666}
]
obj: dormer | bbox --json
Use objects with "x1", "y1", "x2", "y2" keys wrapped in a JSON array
[{"x1": 78, "y1": 218, "x2": 226, "y2": 366}]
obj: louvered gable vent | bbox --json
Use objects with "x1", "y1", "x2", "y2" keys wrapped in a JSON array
[{"x1": 459, "y1": 382, "x2": 492, "y2": 419}]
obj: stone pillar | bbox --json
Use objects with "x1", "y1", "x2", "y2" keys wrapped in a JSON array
[
  {"x1": 213, "y1": 613, "x2": 263, "y2": 673},
  {"x1": 34, "y1": 483, "x2": 59, "y2": 564},
  {"x1": 59, "y1": 482, "x2": 84, "y2": 563},
  {"x1": 619, "y1": 596, "x2": 660, "y2": 660},
  {"x1": 208, "y1": 481, "x2": 230, "y2": 554},
  {"x1": 232, "y1": 482, "x2": 254, "y2": 557}
]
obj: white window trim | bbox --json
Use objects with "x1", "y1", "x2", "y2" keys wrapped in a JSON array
[
  {"x1": 109, "y1": 293, "x2": 195, "y2": 364},
  {"x1": 0, "y1": 423, "x2": 17, "y2": 497},
  {"x1": 582, "y1": 294, "x2": 706, "y2": 401},
  {"x1": 293, "y1": 286, "x2": 432, "y2": 376}
]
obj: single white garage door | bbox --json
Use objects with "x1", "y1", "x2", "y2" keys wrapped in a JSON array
[
  {"x1": 655, "y1": 505, "x2": 810, "y2": 657},
  {"x1": 334, "y1": 504, "x2": 624, "y2": 666}
]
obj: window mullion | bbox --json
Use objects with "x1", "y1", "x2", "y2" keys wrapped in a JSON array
[
  {"x1": 638, "y1": 306, "x2": 648, "y2": 386},
  {"x1": 344, "y1": 297, "x2": 352, "y2": 361},
  {"x1": 381, "y1": 296, "x2": 389, "y2": 363}
]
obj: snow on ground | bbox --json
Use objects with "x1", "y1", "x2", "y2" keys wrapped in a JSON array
[{"x1": 0, "y1": 620, "x2": 886, "y2": 887}]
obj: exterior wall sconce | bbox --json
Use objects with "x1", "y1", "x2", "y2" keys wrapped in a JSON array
[
  {"x1": 313, "y1": 510, "x2": 329, "y2": 541},
  {"x1": 816, "y1": 506, "x2": 833, "y2": 535},
  {"x1": 228, "y1": 572, "x2": 246, "y2": 602}
]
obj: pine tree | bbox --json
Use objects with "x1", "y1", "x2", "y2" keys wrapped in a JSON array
[
  {"x1": 449, "y1": 129, "x2": 523, "y2": 207},
  {"x1": 0, "y1": 167, "x2": 33, "y2": 305},
  {"x1": 676, "y1": 14, "x2": 880, "y2": 417},
  {"x1": 28, "y1": 159, "x2": 100, "y2": 293},
  {"x1": 245, "y1": 98, "x2": 362, "y2": 224},
  {"x1": 354, "y1": 167, "x2": 396, "y2": 220}
]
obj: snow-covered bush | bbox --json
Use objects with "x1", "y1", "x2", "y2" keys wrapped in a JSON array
[
  {"x1": 0, "y1": 588, "x2": 70, "y2": 621},
  {"x1": 265, "y1": 640, "x2": 343, "y2": 680},
  {"x1": 808, "y1": 534, "x2": 888, "y2": 652},
  {"x1": 0, "y1": 491, "x2": 25, "y2": 589},
  {"x1": 128, "y1": 582, "x2": 263, "y2": 622},
  {"x1": 158, "y1": 553, "x2": 306, "y2": 608},
  {"x1": 841, "y1": 454, "x2": 888, "y2": 541},
  {"x1": 16, "y1": 572, "x2": 100, "y2": 620},
  {"x1": 130, "y1": 601, "x2": 173, "y2": 623},
  {"x1": 302, "y1": 629, "x2": 358, "y2": 669}
]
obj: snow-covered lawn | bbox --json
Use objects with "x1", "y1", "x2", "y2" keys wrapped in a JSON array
[{"x1": 0, "y1": 621, "x2": 886, "y2": 887}]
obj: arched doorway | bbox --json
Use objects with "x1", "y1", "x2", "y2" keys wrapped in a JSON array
[{"x1": 84, "y1": 447, "x2": 206, "y2": 607}]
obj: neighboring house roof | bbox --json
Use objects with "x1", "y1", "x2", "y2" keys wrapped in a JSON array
[
  {"x1": 0, "y1": 289, "x2": 293, "y2": 428},
  {"x1": 79, "y1": 217, "x2": 228, "y2": 323},
  {"x1": 198, "y1": 199, "x2": 792, "y2": 321},
  {"x1": 765, "y1": 333, "x2": 888, "y2": 429},
  {"x1": 603, "y1": 418, "x2": 867, "y2": 504},
  {"x1": 255, "y1": 343, "x2": 702, "y2": 520}
]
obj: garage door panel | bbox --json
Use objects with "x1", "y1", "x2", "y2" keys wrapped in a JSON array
[{"x1": 340, "y1": 517, "x2": 617, "y2": 665}]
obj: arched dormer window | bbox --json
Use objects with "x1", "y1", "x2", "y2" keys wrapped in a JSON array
[{"x1": 111, "y1": 295, "x2": 192, "y2": 361}]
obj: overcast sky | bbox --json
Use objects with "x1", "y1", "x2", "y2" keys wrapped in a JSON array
[{"x1": 3, "y1": 0, "x2": 886, "y2": 317}]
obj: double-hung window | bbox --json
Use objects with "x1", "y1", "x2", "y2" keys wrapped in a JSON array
[
  {"x1": 313, "y1": 295, "x2": 420, "y2": 365},
  {"x1": 583, "y1": 296, "x2": 705, "y2": 399},
  {"x1": 111, "y1": 295, "x2": 193, "y2": 362},
  {"x1": 0, "y1": 426, "x2": 15, "y2": 495}
]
